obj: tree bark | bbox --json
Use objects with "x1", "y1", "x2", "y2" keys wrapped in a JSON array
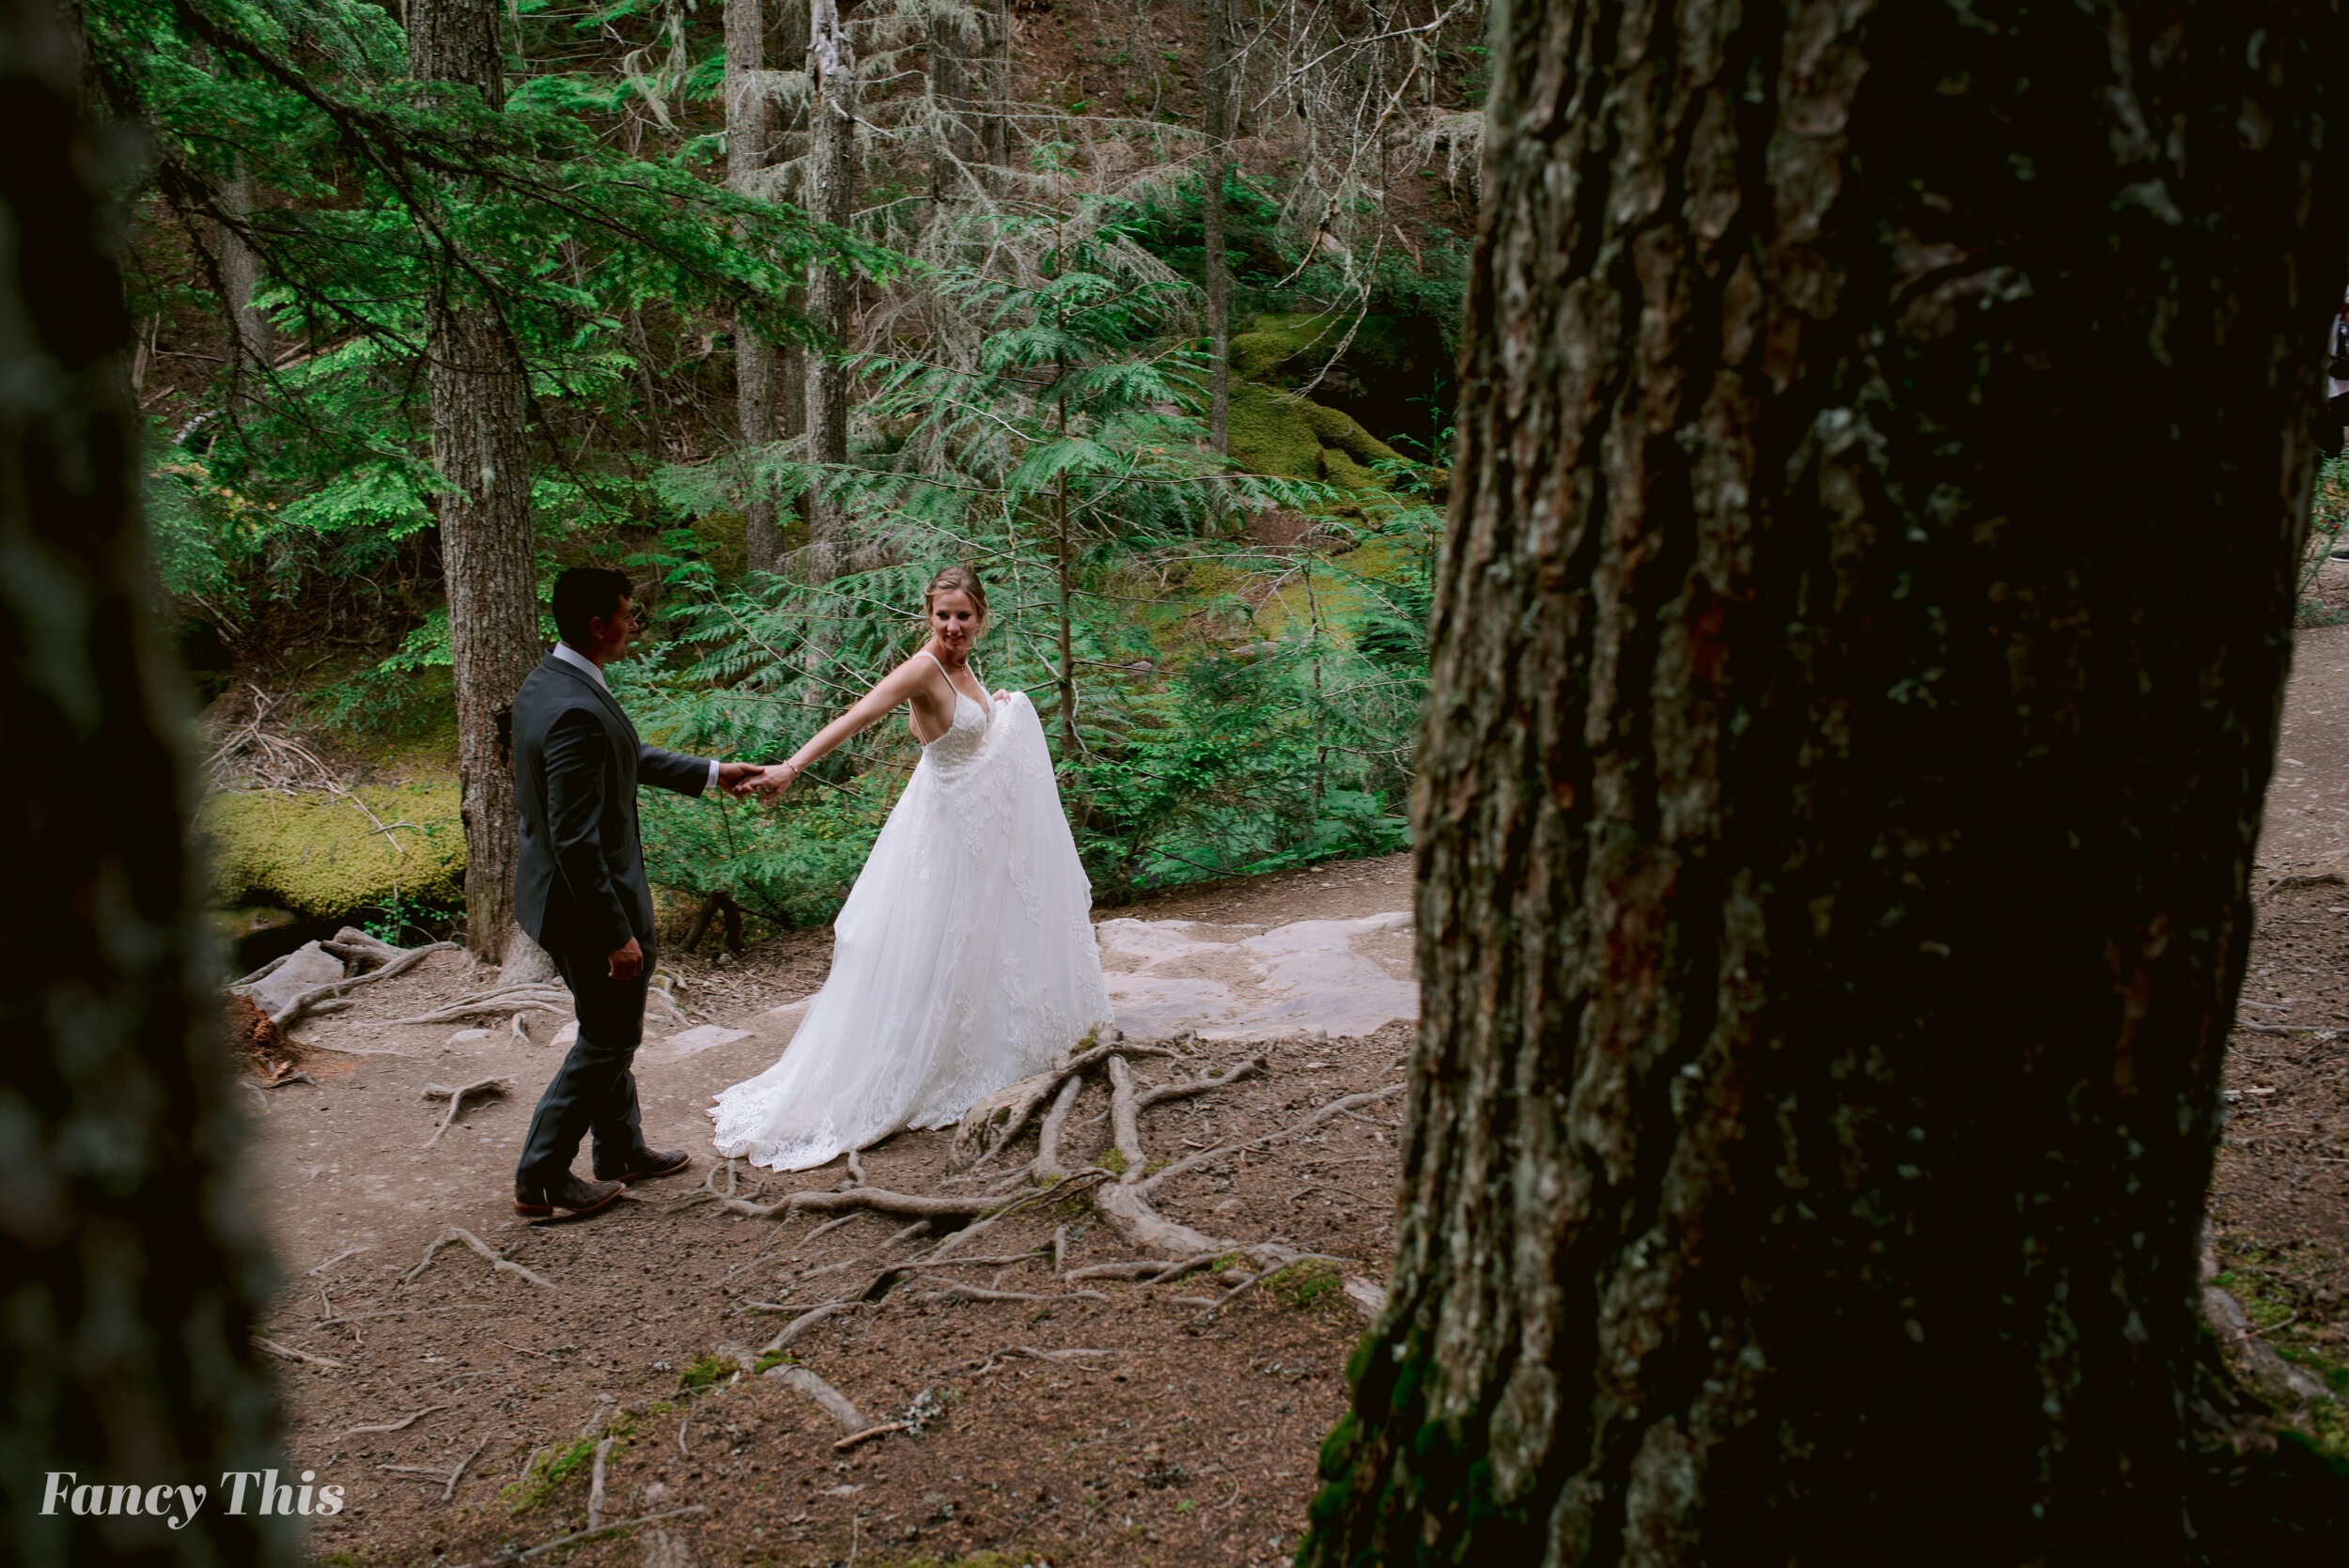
[
  {"x1": 1307, "y1": 0, "x2": 2349, "y2": 1560},
  {"x1": 409, "y1": 0, "x2": 540, "y2": 965},
  {"x1": 727, "y1": 0, "x2": 781, "y2": 573},
  {"x1": 926, "y1": 0, "x2": 980, "y2": 202},
  {"x1": 981, "y1": 0, "x2": 1011, "y2": 168},
  {"x1": 801, "y1": 0, "x2": 856, "y2": 589},
  {"x1": 218, "y1": 169, "x2": 273, "y2": 380},
  {"x1": 0, "y1": 0, "x2": 283, "y2": 1559},
  {"x1": 1200, "y1": 0, "x2": 1233, "y2": 456}
]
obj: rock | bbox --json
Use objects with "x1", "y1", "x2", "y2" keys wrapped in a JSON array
[
  {"x1": 1343, "y1": 1275, "x2": 1390, "y2": 1321},
  {"x1": 550, "y1": 1021, "x2": 580, "y2": 1048},
  {"x1": 639, "y1": 1527, "x2": 696, "y2": 1568},
  {"x1": 446, "y1": 1028, "x2": 491, "y2": 1045},
  {"x1": 646, "y1": 1025, "x2": 753, "y2": 1063},
  {"x1": 245, "y1": 941, "x2": 347, "y2": 1018},
  {"x1": 1096, "y1": 911, "x2": 1417, "y2": 1040}
]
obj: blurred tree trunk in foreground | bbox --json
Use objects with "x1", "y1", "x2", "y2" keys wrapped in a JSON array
[
  {"x1": 0, "y1": 0, "x2": 284, "y2": 1561},
  {"x1": 409, "y1": 0, "x2": 541, "y2": 965},
  {"x1": 1308, "y1": 0, "x2": 2349, "y2": 1561}
]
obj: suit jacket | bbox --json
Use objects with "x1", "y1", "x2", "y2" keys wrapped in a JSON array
[{"x1": 510, "y1": 651, "x2": 712, "y2": 957}]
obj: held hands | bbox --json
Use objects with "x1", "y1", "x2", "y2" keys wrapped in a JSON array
[
  {"x1": 716, "y1": 761, "x2": 763, "y2": 798},
  {"x1": 749, "y1": 761, "x2": 801, "y2": 800}
]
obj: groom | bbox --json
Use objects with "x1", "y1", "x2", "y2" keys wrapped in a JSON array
[{"x1": 508, "y1": 567, "x2": 760, "y2": 1218}]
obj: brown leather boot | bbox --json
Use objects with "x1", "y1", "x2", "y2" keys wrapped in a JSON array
[
  {"x1": 513, "y1": 1172, "x2": 626, "y2": 1218},
  {"x1": 596, "y1": 1148, "x2": 692, "y2": 1184}
]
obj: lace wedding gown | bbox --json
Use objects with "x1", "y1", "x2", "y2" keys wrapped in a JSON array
[{"x1": 708, "y1": 669, "x2": 1113, "y2": 1171}]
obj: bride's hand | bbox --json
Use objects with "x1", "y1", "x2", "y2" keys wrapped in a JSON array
[
  {"x1": 754, "y1": 762, "x2": 801, "y2": 799},
  {"x1": 992, "y1": 689, "x2": 1011, "y2": 702}
]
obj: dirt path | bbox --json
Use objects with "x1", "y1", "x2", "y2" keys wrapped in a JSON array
[
  {"x1": 245, "y1": 855, "x2": 1415, "y2": 1568},
  {"x1": 239, "y1": 610, "x2": 2349, "y2": 1568}
]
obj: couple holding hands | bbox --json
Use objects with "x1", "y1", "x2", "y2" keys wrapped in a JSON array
[{"x1": 507, "y1": 565, "x2": 1111, "y2": 1219}]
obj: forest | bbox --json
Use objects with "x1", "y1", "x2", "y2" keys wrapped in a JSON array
[
  {"x1": 20, "y1": 1, "x2": 2349, "y2": 1566},
  {"x1": 117, "y1": 0, "x2": 1485, "y2": 958}
]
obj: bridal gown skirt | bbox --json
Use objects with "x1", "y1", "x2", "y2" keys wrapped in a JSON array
[{"x1": 708, "y1": 688, "x2": 1112, "y2": 1171}]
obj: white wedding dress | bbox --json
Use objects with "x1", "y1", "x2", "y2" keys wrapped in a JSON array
[{"x1": 708, "y1": 661, "x2": 1113, "y2": 1171}]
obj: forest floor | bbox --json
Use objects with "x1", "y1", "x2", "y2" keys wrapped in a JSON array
[
  {"x1": 231, "y1": 569, "x2": 2349, "y2": 1568},
  {"x1": 240, "y1": 855, "x2": 1416, "y2": 1568},
  {"x1": 2206, "y1": 562, "x2": 2349, "y2": 1452}
]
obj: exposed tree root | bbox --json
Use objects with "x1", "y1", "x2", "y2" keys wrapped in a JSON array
[
  {"x1": 766, "y1": 1364, "x2": 865, "y2": 1431},
  {"x1": 403, "y1": 1227, "x2": 554, "y2": 1289},
  {"x1": 255, "y1": 1336, "x2": 345, "y2": 1369},
  {"x1": 916, "y1": 1281, "x2": 1109, "y2": 1304},
  {"x1": 420, "y1": 1078, "x2": 509, "y2": 1147},
  {"x1": 381, "y1": 985, "x2": 573, "y2": 1028},
  {"x1": 332, "y1": 1405, "x2": 443, "y2": 1442},
  {"x1": 452, "y1": 1506, "x2": 708, "y2": 1568},
  {"x1": 272, "y1": 939, "x2": 462, "y2": 1029}
]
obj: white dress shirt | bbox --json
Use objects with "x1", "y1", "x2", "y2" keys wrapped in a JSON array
[{"x1": 553, "y1": 642, "x2": 720, "y2": 791}]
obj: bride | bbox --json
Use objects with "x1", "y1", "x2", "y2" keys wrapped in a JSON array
[{"x1": 708, "y1": 567, "x2": 1113, "y2": 1171}]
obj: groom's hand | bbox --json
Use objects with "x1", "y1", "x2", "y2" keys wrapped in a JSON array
[
  {"x1": 607, "y1": 937, "x2": 644, "y2": 979},
  {"x1": 716, "y1": 761, "x2": 761, "y2": 797}
]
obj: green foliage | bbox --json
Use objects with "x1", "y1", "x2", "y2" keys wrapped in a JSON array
[
  {"x1": 1265, "y1": 1258, "x2": 1343, "y2": 1310},
  {"x1": 676, "y1": 1352, "x2": 733, "y2": 1390},
  {"x1": 2302, "y1": 455, "x2": 2349, "y2": 628},
  {"x1": 629, "y1": 199, "x2": 1433, "y2": 922}
]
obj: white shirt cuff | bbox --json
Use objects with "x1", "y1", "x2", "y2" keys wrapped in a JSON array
[{"x1": 707, "y1": 758, "x2": 721, "y2": 790}]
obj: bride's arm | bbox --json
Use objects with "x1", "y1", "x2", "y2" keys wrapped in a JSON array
[{"x1": 752, "y1": 660, "x2": 932, "y2": 796}]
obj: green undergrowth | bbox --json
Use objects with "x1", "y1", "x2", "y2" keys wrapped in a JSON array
[
  {"x1": 1267, "y1": 1258, "x2": 1343, "y2": 1311},
  {"x1": 2214, "y1": 1234, "x2": 2349, "y2": 1461},
  {"x1": 505, "y1": 1410, "x2": 636, "y2": 1514}
]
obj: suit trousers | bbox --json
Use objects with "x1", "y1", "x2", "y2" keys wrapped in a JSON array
[{"x1": 514, "y1": 934, "x2": 658, "y2": 1194}]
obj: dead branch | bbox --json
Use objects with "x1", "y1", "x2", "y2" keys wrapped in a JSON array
[
  {"x1": 242, "y1": 1071, "x2": 317, "y2": 1092},
  {"x1": 917, "y1": 1281, "x2": 1110, "y2": 1304},
  {"x1": 402, "y1": 1227, "x2": 554, "y2": 1289},
  {"x1": 314, "y1": 1305, "x2": 503, "y2": 1327},
  {"x1": 721, "y1": 1186, "x2": 1020, "y2": 1222},
  {"x1": 307, "y1": 1245, "x2": 370, "y2": 1275},
  {"x1": 333, "y1": 1405, "x2": 444, "y2": 1442},
  {"x1": 450, "y1": 1505, "x2": 708, "y2": 1568},
  {"x1": 833, "y1": 1421, "x2": 909, "y2": 1451},
  {"x1": 766, "y1": 1365, "x2": 865, "y2": 1432},
  {"x1": 444, "y1": 1436, "x2": 488, "y2": 1499},
  {"x1": 420, "y1": 1078, "x2": 509, "y2": 1147},
  {"x1": 271, "y1": 940, "x2": 462, "y2": 1029},
  {"x1": 305, "y1": 1040, "x2": 414, "y2": 1057},
  {"x1": 2261, "y1": 871, "x2": 2347, "y2": 899},
  {"x1": 254, "y1": 1336, "x2": 345, "y2": 1369}
]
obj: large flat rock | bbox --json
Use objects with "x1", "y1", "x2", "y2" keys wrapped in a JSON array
[{"x1": 1095, "y1": 910, "x2": 1415, "y2": 1040}]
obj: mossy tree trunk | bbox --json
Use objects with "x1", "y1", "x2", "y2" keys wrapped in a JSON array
[
  {"x1": 409, "y1": 0, "x2": 540, "y2": 964},
  {"x1": 0, "y1": 1, "x2": 285, "y2": 1560},
  {"x1": 1307, "y1": 0, "x2": 2349, "y2": 1560}
]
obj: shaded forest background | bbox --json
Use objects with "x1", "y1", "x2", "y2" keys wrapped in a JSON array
[{"x1": 115, "y1": 0, "x2": 1487, "y2": 959}]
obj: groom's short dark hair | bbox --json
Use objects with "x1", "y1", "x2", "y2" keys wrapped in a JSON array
[{"x1": 552, "y1": 567, "x2": 634, "y2": 648}]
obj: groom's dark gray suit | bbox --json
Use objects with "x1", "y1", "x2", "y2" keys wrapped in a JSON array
[{"x1": 509, "y1": 646, "x2": 713, "y2": 1200}]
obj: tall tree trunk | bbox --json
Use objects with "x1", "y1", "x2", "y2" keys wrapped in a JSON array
[
  {"x1": 926, "y1": 1, "x2": 980, "y2": 202},
  {"x1": 1199, "y1": 0, "x2": 1232, "y2": 456},
  {"x1": 0, "y1": 0, "x2": 283, "y2": 1560},
  {"x1": 409, "y1": 0, "x2": 539, "y2": 966},
  {"x1": 1308, "y1": 1, "x2": 2349, "y2": 1561},
  {"x1": 981, "y1": 0, "x2": 1011, "y2": 167},
  {"x1": 726, "y1": 0, "x2": 780, "y2": 573},
  {"x1": 801, "y1": 0, "x2": 856, "y2": 590},
  {"x1": 218, "y1": 170, "x2": 273, "y2": 380}
]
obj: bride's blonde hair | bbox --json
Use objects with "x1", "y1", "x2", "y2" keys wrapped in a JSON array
[{"x1": 924, "y1": 566, "x2": 990, "y2": 630}]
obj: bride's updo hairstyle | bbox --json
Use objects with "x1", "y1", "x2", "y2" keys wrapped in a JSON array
[{"x1": 924, "y1": 566, "x2": 990, "y2": 631}]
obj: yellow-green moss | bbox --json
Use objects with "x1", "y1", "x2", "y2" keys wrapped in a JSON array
[
  {"x1": 1228, "y1": 384, "x2": 1405, "y2": 505},
  {"x1": 200, "y1": 781, "x2": 464, "y2": 916},
  {"x1": 1228, "y1": 311, "x2": 1351, "y2": 384}
]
